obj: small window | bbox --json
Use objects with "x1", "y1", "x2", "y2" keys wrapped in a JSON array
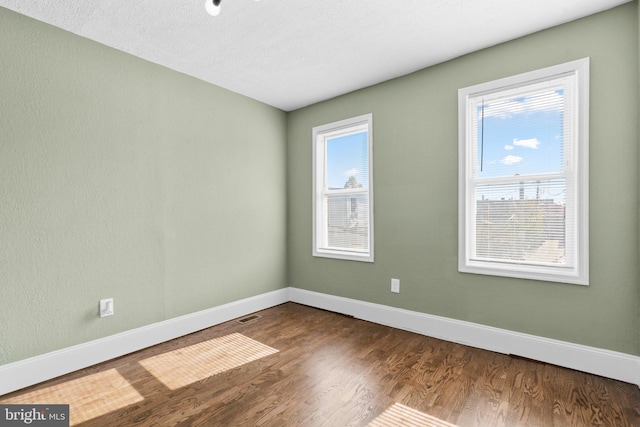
[
  {"x1": 313, "y1": 114, "x2": 374, "y2": 262},
  {"x1": 458, "y1": 59, "x2": 589, "y2": 285}
]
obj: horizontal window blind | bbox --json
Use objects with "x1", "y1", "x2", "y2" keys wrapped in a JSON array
[
  {"x1": 474, "y1": 179, "x2": 568, "y2": 266},
  {"x1": 471, "y1": 82, "x2": 574, "y2": 268},
  {"x1": 313, "y1": 114, "x2": 374, "y2": 262},
  {"x1": 325, "y1": 192, "x2": 370, "y2": 252},
  {"x1": 322, "y1": 129, "x2": 369, "y2": 252},
  {"x1": 459, "y1": 58, "x2": 588, "y2": 284}
]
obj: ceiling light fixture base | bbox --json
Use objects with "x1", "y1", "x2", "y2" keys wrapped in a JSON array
[{"x1": 205, "y1": 0, "x2": 260, "y2": 17}]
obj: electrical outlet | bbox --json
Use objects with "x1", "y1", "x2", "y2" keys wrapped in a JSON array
[
  {"x1": 391, "y1": 278, "x2": 400, "y2": 293},
  {"x1": 100, "y1": 298, "x2": 114, "y2": 317}
]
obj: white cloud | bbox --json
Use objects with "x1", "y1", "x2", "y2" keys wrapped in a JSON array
[
  {"x1": 501, "y1": 155, "x2": 523, "y2": 165},
  {"x1": 504, "y1": 145, "x2": 514, "y2": 150},
  {"x1": 513, "y1": 138, "x2": 540, "y2": 149},
  {"x1": 344, "y1": 168, "x2": 359, "y2": 176}
]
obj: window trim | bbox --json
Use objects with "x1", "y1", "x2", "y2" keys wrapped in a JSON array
[
  {"x1": 312, "y1": 114, "x2": 374, "y2": 262},
  {"x1": 458, "y1": 58, "x2": 589, "y2": 285}
]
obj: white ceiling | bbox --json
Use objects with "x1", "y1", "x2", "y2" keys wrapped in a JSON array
[{"x1": 0, "y1": 0, "x2": 631, "y2": 111}]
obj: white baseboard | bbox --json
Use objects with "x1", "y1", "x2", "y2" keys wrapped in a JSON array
[
  {"x1": 0, "y1": 288, "x2": 289, "y2": 396},
  {"x1": 288, "y1": 287, "x2": 640, "y2": 388},
  {"x1": 2, "y1": 286, "x2": 638, "y2": 396}
]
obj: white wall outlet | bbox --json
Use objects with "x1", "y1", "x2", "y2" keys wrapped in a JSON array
[
  {"x1": 100, "y1": 298, "x2": 114, "y2": 317},
  {"x1": 391, "y1": 278, "x2": 400, "y2": 293}
]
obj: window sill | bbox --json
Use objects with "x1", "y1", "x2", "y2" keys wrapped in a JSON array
[
  {"x1": 313, "y1": 248, "x2": 374, "y2": 263},
  {"x1": 459, "y1": 260, "x2": 588, "y2": 286}
]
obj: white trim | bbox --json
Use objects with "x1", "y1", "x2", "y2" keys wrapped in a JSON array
[
  {"x1": 458, "y1": 58, "x2": 589, "y2": 286},
  {"x1": 312, "y1": 113, "x2": 374, "y2": 263},
  {"x1": 289, "y1": 288, "x2": 640, "y2": 387},
  {"x1": 2, "y1": 287, "x2": 638, "y2": 396},
  {"x1": 0, "y1": 288, "x2": 289, "y2": 396}
]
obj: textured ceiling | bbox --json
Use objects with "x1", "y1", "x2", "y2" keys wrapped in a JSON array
[{"x1": 0, "y1": 0, "x2": 631, "y2": 111}]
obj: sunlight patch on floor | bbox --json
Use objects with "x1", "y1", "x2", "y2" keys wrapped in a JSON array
[
  {"x1": 139, "y1": 332, "x2": 278, "y2": 390},
  {"x1": 1, "y1": 368, "x2": 144, "y2": 426},
  {"x1": 369, "y1": 403, "x2": 458, "y2": 427}
]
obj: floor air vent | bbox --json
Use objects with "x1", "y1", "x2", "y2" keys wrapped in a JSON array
[{"x1": 236, "y1": 314, "x2": 261, "y2": 324}]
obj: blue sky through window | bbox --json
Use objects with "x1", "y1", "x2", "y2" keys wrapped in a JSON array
[
  {"x1": 326, "y1": 131, "x2": 369, "y2": 189},
  {"x1": 477, "y1": 89, "x2": 565, "y2": 180}
]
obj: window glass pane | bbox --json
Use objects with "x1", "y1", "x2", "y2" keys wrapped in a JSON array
[
  {"x1": 476, "y1": 89, "x2": 565, "y2": 179},
  {"x1": 326, "y1": 193, "x2": 370, "y2": 251},
  {"x1": 313, "y1": 113, "x2": 373, "y2": 262},
  {"x1": 475, "y1": 179, "x2": 567, "y2": 265},
  {"x1": 459, "y1": 58, "x2": 588, "y2": 284},
  {"x1": 326, "y1": 131, "x2": 369, "y2": 190}
]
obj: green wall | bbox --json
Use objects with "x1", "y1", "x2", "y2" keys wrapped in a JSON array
[
  {"x1": 288, "y1": 3, "x2": 640, "y2": 356},
  {"x1": 0, "y1": 8, "x2": 287, "y2": 365},
  {"x1": 1, "y1": 2, "x2": 638, "y2": 369}
]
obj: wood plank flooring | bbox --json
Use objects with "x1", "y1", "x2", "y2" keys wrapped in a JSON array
[{"x1": 1, "y1": 303, "x2": 638, "y2": 426}]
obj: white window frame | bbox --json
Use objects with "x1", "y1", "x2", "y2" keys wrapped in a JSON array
[
  {"x1": 313, "y1": 114, "x2": 374, "y2": 262},
  {"x1": 458, "y1": 58, "x2": 589, "y2": 285}
]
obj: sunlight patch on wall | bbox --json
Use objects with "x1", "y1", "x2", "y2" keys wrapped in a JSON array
[
  {"x1": 369, "y1": 403, "x2": 458, "y2": 427},
  {"x1": 0, "y1": 368, "x2": 144, "y2": 426},
  {"x1": 139, "y1": 332, "x2": 278, "y2": 390}
]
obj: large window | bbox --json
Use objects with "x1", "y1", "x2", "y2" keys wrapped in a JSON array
[
  {"x1": 458, "y1": 59, "x2": 589, "y2": 285},
  {"x1": 313, "y1": 114, "x2": 374, "y2": 262}
]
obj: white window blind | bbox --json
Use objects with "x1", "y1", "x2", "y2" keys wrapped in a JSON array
[
  {"x1": 459, "y1": 59, "x2": 589, "y2": 285},
  {"x1": 313, "y1": 114, "x2": 374, "y2": 262}
]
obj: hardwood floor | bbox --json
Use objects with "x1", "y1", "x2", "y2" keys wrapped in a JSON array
[{"x1": 2, "y1": 303, "x2": 639, "y2": 426}]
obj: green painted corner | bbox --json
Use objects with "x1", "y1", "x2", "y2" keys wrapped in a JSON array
[
  {"x1": 0, "y1": 7, "x2": 287, "y2": 365},
  {"x1": 287, "y1": 2, "x2": 639, "y2": 356},
  {"x1": 1, "y1": 2, "x2": 639, "y2": 367}
]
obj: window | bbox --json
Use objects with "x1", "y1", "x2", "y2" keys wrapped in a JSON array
[
  {"x1": 313, "y1": 114, "x2": 374, "y2": 262},
  {"x1": 458, "y1": 58, "x2": 589, "y2": 285}
]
